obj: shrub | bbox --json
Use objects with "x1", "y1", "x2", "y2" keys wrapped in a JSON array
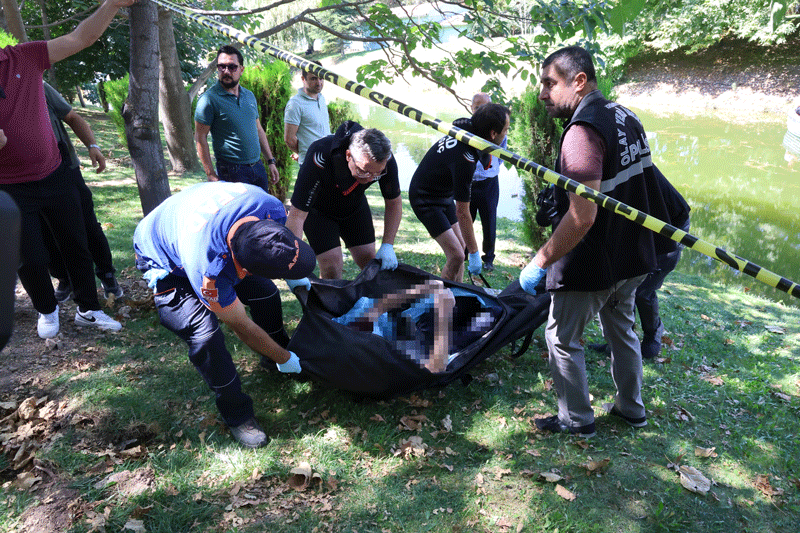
[
  {"x1": 240, "y1": 60, "x2": 294, "y2": 201},
  {"x1": 508, "y1": 77, "x2": 616, "y2": 249},
  {"x1": 328, "y1": 99, "x2": 355, "y2": 132},
  {"x1": 103, "y1": 75, "x2": 130, "y2": 144},
  {"x1": 508, "y1": 86, "x2": 562, "y2": 248},
  {"x1": 0, "y1": 30, "x2": 18, "y2": 47}
]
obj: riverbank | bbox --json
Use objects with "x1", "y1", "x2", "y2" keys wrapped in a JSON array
[
  {"x1": 327, "y1": 34, "x2": 800, "y2": 122},
  {"x1": 614, "y1": 36, "x2": 800, "y2": 122}
]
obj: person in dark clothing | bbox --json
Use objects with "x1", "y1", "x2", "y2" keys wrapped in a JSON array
[
  {"x1": 0, "y1": 0, "x2": 134, "y2": 339},
  {"x1": 468, "y1": 93, "x2": 507, "y2": 272},
  {"x1": 409, "y1": 103, "x2": 510, "y2": 282},
  {"x1": 588, "y1": 171, "x2": 691, "y2": 359},
  {"x1": 519, "y1": 46, "x2": 673, "y2": 438},
  {"x1": 41, "y1": 82, "x2": 123, "y2": 302},
  {"x1": 285, "y1": 121, "x2": 402, "y2": 281}
]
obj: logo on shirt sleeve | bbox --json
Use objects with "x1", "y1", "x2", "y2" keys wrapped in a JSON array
[{"x1": 201, "y1": 278, "x2": 219, "y2": 302}]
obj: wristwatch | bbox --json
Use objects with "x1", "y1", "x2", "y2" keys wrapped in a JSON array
[
  {"x1": 267, "y1": 158, "x2": 277, "y2": 166},
  {"x1": 88, "y1": 144, "x2": 101, "y2": 150}
]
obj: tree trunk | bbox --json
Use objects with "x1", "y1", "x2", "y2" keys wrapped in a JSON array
[
  {"x1": 76, "y1": 86, "x2": 86, "y2": 107},
  {"x1": 157, "y1": 7, "x2": 197, "y2": 174},
  {"x1": 125, "y1": 0, "x2": 171, "y2": 216},
  {"x1": 1, "y1": 0, "x2": 27, "y2": 42}
]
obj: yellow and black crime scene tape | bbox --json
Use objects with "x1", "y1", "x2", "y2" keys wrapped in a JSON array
[{"x1": 151, "y1": 0, "x2": 800, "y2": 300}]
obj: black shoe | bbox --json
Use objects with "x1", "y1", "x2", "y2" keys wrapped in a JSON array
[
  {"x1": 640, "y1": 337, "x2": 661, "y2": 359},
  {"x1": 482, "y1": 261, "x2": 494, "y2": 272},
  {"x1": 640, "y1": 322, "x2": 664, "y2": 359},
  {"x1": 229, "y1": 417, "x2": 269, "y2": 448},
  {"x1": 604, "y1": 403, "x2": 647, "y2": 428},
  {"x1": 534, "y1": 415, "x2": 596, "y2": 438},
  {"x1": 101, "y1": 273, "x2": 124, "y2": 299},
  {"x1": 54, "y1": 279, "x2": 72, "y2": 302},
  {"x1": 588, "y1": 342, "x2": 610, "y2": 354}
]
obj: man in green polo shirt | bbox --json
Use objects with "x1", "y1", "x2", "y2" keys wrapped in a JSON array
[
  {"x1": 195, "y1": 45, "x2": 280, "y2": 192},
  {"x1": 283, "y1": 61, "x2": 331, "y2": 166}
]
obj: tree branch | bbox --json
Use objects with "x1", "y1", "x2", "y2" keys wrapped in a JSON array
[{"x1": 23, "y1": 5, "x2": 96, "y2": 30}]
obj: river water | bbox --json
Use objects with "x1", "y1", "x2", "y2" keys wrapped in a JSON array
[{"x1": 348, "y1": 99, "x2": 800, "y2": 307}]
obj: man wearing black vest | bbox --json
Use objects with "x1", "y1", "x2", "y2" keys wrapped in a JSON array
[{"x1": 519, "y1": 46, "x2": 671, "y2": 438}]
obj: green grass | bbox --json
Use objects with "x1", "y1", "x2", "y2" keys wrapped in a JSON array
[{"x1": 1, "y1": 108, "x2": 799, "y2": 533}]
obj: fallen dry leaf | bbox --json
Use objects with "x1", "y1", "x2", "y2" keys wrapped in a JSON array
[
  {"x1": 393, "y1": 436, "x2": 428, "y2": 459},
  {"x1": 539, "y1": 471, "x2": 563, "y2": 483},
  {"x1": 679, "y1": 465, "x2": 711, "y2": 495},
  {"x1": 555, "y1": 484, "x2": 576, "y2": 501},
  {"x1": 773, "y1": 391, "x2": 792, "y2": 402},
  {"x1": 582, "y1": 458, "x2": 610, "y2": 473},
  {"x1": 675, "y1": 407, "x2": 694, "y2": 422},
  {"x1": 123, "y1": 519, "x2": 147, "y2": 532},
  {"x1": 695, "y1": 447, "x2": 718, "y2": 458},
  {"x1": 702, "y1": 375, "x2": 724, "y2": 386},
  {"x1": 755, "y1": 474, "x2": 784, "y2": 497},
  {"x1": 764, "y1": 325, "x2": 785, "y2": 334},
  {"x1": 398, "y1": 414, "x2": 429, "y2": 431},
  {"x1": 441, "y1": 414, "x2": 453, "y2": 432},
  {"x1": 370, "y1": 414, "x2": 385, "y2": 422},
  {"x1": 494, "y1": 468, "x2": 513, "y2": 480}
]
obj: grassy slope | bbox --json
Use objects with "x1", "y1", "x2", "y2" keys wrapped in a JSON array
[{"x1": 1, "y1": 109, "x2": 799, "y2": 533}]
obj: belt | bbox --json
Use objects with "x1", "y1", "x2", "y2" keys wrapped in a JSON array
[{"x1": 218, "y1": 158, "x2": 260, "y2": 168}]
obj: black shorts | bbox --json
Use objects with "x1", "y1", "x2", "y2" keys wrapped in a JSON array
[
  {"x1": 304, "y1": 196, "x2": 375, "y2": 254},
  {"x1": 411, "y1": 198, "x2": 457, "y2": 239}
]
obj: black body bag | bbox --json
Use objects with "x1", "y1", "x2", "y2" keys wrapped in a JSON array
[{"x1": 287, "y1": 261, "x2": 551, "y2": 398}]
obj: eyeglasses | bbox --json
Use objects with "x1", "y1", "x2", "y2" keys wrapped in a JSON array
[
  {"x1": 217, "y1": 63, "x2": 240, "y2": 72},
  {"x1": 349, "y1": 157, "x2": 387, "y2": 180}
]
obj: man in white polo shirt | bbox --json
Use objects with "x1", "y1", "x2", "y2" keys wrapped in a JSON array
[{"x1": 284, "y1": 61, "x2": 330, "y2": 165}]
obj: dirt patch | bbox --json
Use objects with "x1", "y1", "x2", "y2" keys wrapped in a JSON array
[{"x1": 615, "y1": 36, "x2": 800, "y2": 121}]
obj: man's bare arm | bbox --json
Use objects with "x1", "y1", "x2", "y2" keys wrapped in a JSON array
[
  {"x1": 455, "y1": 200, "x2": 479, "y2": 254},
  {"x1": 215, "y1": 299, "x2": 290, "y2": 364},
  {"x1": 63, "y1": 110, "x2": 105, "y2": 172},
  {"x1": 284, "y1": 123, "x2": 299, "y2": 153},
  {"x1": 194, "y1": 121, "x2": 218, "y2": 181}
]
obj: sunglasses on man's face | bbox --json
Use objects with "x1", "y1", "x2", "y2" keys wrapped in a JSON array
[{"x1": 217, "y1": 63, "x2": 240, "y2": 73}]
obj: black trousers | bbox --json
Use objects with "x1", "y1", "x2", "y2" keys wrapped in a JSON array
[
  {"x1": 152, "y1": 273, "x2": 289, "y2": 427},
  {"x1": 469, "y1": 177, "x2": 499, "y2": 264},
  {"x1": 43, "y1": 164, "x2": 115, "y2": 282},
  {"x1": 0, "y1": 160, "x2": 100, "y2": 314}
]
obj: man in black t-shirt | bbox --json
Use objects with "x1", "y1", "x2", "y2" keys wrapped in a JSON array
[
  {"x1": 409, "y1": 104, "x2": 510, "y2": 282},
  {"x1": 285, "y1": 122, "x2": 402, "y2": 281}
]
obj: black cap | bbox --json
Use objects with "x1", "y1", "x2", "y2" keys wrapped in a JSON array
[{"x1": 230, "y1": 220, "x2": 316, "y2": 280}]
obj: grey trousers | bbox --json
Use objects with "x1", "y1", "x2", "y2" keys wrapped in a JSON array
[{"x1": 544, "y1": 275, "x2": 647, "y2": 428}]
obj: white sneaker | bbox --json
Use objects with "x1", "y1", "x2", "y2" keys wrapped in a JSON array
[
  {"x1": 38, "y1": 305, "x2": 60, "y2": 339},
  {"x1": 75, "y1": 309, "x2": 122, "y2": 331}
]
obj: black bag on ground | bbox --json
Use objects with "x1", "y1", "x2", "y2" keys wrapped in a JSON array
[{"x1": 287, "y1": 261, "x2": 551, "y2": 398}]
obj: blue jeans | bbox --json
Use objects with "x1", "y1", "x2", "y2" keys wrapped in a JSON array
[{"x1": 216, "y1": 158, "x2": 270, "y2": 192}]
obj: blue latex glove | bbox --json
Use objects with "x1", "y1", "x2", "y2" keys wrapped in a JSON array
[
  {"x1": 277, "y1": 351, "x2": 302, "y2": 374},
  {"x1": 286, "y1": 277, "x2": 311, "y2": 293},
  {"x1": 375, "y1": 243, "x2": 398, "y2": 270},
  {"x1": 519, "y1": 262, "x2": 547, "y2": 295},
  {"x1": 468, "y1": 251, "x2": 482, "y2": 275}
]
